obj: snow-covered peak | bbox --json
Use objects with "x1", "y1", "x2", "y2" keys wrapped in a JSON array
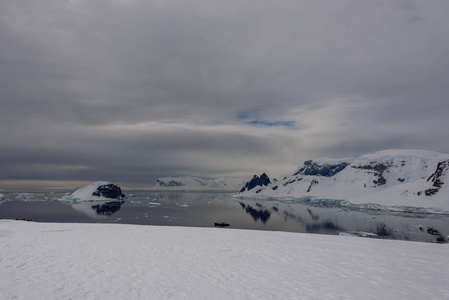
[
  {"x1": 293, "y1": 157, "x2": 354, "y2": 174},
  {"x1": 307, "y1": 157, "x2": 355, "y2": 165},
  {"x1": 239, "y1": 173, "x2": 271, "y2": 193},
  {"x1": 294, "y1": 158, "x2": 354, "y2": 177},
  {"x1": 353, "y1": 149, "x2": 449, "y2": 165}
]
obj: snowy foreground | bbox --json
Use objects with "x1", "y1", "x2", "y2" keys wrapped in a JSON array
[{"x1": 1, "y1": 220, "x2": 448, "y2": 300}]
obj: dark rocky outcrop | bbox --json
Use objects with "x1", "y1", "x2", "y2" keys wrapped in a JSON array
[
  {"x1": 240, "y1": 173, "x2": 271, "y2": 193},
  {"x1": 353, "y1": 162, "x2": 389, "y2": 187},
  {"x1": 423, "y1": 160, "x2": 449, "y2": 196},
  {"x1": 425, "y1": 188, "x2": 439, "y2": 196},
  {"x1": 283, "y1": 178, "x2": 301, "y2": 186},
  {"x1": 427, "y1": 160, "x2": 448, "y2": 188},
  {"x1": 294, "y1": 160, "x2": 349, "y2": 177},
  {"x1": 307, "y1": 179, "x2": 319, "y2": 192},
  {"x1": 373, "y1": 174, "x2": 387, "y2": 186},
  {"x1": 92, "y1": 183, "x2": 125, "y2": 199}
]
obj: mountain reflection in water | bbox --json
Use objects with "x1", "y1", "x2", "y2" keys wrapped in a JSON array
[
  {"x1": 239, "y1": 202, "x2": 271, "y2": 223},
  {"x1": 70, "y1": 200, "x2": 124, "y2": 219},
  {"x1": 240, "y1": 201, "x2": 345, "y2": 235},
  {"x1": 91, "y1": 201, "x2": 124, "y2": 216},
  {"x1": 237, "y1": 200, "x2": 426, "y2": 240}
]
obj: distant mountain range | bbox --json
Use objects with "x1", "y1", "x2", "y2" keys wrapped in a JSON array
[
  {"x1": 147, "y1": 176, "x2": 248, "y2": 191},
  {"x1": 235, "y1": 149, "x2": 449, "y2": 213}
]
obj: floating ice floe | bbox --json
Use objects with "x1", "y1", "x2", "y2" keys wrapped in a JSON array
[{"x1": 339, "y1": 231, "x2": 381, "y2": 238}]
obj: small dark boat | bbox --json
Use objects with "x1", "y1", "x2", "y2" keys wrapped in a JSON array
[{"x1": 214, "y1": 222, "x2": 230, "y2": 227}]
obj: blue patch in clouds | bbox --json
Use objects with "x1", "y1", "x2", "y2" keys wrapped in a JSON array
[
  {"x1": 249, "y1": 120, "x2": 295, "y2": 127},
  {"x1": 237, "y1": 109, "x2": 260, "y2": 120},
  {"x1": 237, "y1": 110, "x2": 295, "y2": 127}
]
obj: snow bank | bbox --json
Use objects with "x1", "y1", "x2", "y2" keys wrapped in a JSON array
[{"x1": 1, "y1": 220, "x2": 448, "y2": 300}]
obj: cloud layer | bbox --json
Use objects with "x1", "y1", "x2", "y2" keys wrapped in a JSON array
[{"x1": 1, "y1": 0, "x2": 449, "y2": 186}]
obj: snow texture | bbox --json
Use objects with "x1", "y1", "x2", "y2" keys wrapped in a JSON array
[
  {"x1": 237, "y1": 150, "x2": 449, "y2": 212},
  {"x1": 1, "y1": 220, "x2": 448, "y2": 300}
]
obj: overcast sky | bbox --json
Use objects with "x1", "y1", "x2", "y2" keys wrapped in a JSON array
[{"x1": 1, "y1": 0, "x2": 449, "y2": 187}]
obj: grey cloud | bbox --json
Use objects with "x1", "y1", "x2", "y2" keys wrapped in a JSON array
[
  {"x1": 0, "y1": 126, "x2": 292, "y2": 182},
  {"x1": 1, "y1": 0, "x2": 449, "y2": 186}
]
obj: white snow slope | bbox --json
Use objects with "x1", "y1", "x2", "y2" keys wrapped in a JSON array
[
  {"x1": 0, "y1": 220, "x2": 449, "y2": 300},
  {"x1": 1, "y1": 220, "x2": 448, "y2": 300},
  {"x1": 148, "y1": 176, "x2": 247, "y2": 191},
  {"x1": 237, "y1": 150, "x2": 449, "y2": 212}
]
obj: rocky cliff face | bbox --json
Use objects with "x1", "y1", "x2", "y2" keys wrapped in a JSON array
[
  {"x1": 91, "y1": 183, "x2": 125, "y2": 200},
  {"x1": 350, "y1": 162, "x2": 389, "y2": 187},
  {"x1": 240, "y1": 173, "x2": 271, "y2": 193},
  {"x1": 294, "y1": 160, "x2": 350, "y2": 177},
  {"x1": 423, "y1": 160, "x2": 449, "y2": 196}
]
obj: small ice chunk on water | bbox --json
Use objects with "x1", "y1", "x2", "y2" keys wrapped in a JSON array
[{"x1": 339, "y1": 231, "x2": 381, "y2": 238}]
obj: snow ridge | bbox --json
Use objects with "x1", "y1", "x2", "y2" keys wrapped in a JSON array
[{"x1": 148, "y1": 176, "x2": 247, "y2": 191}]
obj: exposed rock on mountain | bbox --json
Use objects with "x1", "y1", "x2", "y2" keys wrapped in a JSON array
[
  {"x1": 294, "y1": 160, "x2": 350, "y2": 177},
  {"x1": 351, "y1": 162, "x2": 388, "y2": 186},
  {"x1": 234, "y1": 150, "x2": 449, "y2": 212},
  {"x1": 239, "y1": 173, "x2": 271, "y2": 193},
  {"x1": 92, "y1": 183, "x2": 125, "y2": 200},
  {"x1": 63, "y1": 181, "x2": 125, "y2": 202},
  {"x1": 424, "y1": 160, "x2": 449, "y2": 196}
]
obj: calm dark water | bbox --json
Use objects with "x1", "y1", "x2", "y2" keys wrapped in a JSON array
[{"x1": 1, "y1": 190, "x2": 448, "y2": 243}]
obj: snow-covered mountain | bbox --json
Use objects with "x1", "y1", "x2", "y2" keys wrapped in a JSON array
[
  {"x1": 236, "y1": 150, "x2": 449, "y2": 212},
  {"x1": 148, "y1": 176, "x2": 247, "y2": 191}
]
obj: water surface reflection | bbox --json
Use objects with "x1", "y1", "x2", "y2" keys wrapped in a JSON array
[{"x1": 0, "y1": 190, "x2": 448, "y2": 243}]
